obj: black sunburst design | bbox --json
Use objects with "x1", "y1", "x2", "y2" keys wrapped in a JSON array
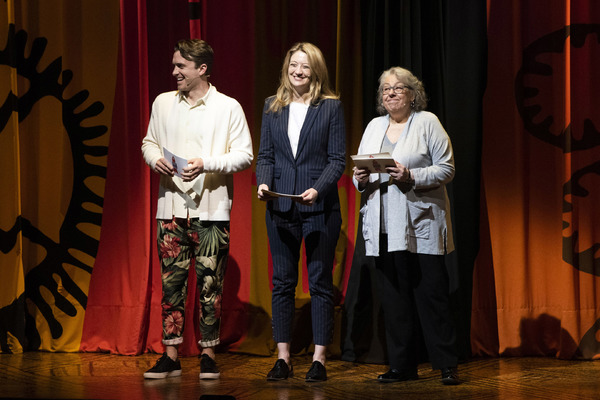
[{"x1": 0, "y1": 24, "x2": 108, "y2": 352}]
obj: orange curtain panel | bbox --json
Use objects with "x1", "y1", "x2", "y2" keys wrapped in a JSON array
[{"x1": 472, "y1": 0, "x2": 600, "y2": 359}]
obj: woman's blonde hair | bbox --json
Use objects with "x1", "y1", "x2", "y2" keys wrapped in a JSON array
[{"x1": 267, "y1": 42, "x2": 338, "y2": 113}]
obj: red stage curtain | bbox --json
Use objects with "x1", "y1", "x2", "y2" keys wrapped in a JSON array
[
  {"x1": 80, "y1": 0, "x2": 192, "y2": 355},
  {"x1": 80, "y1": 0, "x2": 364, "y2": 356}
]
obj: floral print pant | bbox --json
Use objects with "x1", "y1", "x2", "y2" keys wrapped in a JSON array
[{"x1": 157, "y1": 218, "x2": 230, "y2": 348}]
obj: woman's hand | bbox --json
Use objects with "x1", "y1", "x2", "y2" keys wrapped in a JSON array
[
  {"x1": 353, "y1": 166, "x2": 371, "y2": 190},
  {"x1": 257, "y1": 184, "x2": 273, "y2": 201},
  {"x1": 386, "y1": 161, "x2": 413, "y2": 184},
  {"x1": 296, "y1": 188, "x2": 318, "y2": 206}
]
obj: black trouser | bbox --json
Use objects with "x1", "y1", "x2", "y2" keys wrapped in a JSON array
[{"x1": 374, "y1": 236, "x2": 458, "y2": 370}]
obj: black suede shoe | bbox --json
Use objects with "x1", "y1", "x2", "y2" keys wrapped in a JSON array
[
  {"x1": 199, "y1": 354, "x2": 220, "y2": 380},
  {"x1": 267, "y1": 359, "x2": 293, "y2": 381},
  {"x1": 377, "y1": 368, "x2": 418, "y2": 383},
  {"x1": 441, "y1": 367, "x2": 460, "y2": 385},
  {"x1": 305, "y1": 361, "x2": 327, "y2": 382},
  {"x1": 143, "y1": 353, "x2": 182, "y2": 379}
]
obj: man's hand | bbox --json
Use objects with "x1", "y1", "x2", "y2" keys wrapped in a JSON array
[
  {"x1": 182, "y1": 158, "x2": 204, "y2": 182},
  {"x1": 154, "y1": 157, "x2": 175, "y2": 176}
]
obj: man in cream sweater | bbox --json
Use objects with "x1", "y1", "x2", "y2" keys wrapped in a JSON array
[{"x1": 141, "y1": 39, "x2": 253, "y2": 380}]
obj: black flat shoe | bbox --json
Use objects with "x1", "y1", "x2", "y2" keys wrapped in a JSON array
[
  {"x1": 305, "y1": 361, "x2": 327, "y2": 382},
  {"x1": 377, "y1": 368, "x2": 418, "y2": 383},
  {"x1": 441, "y1": 367, "x2": 460, "y2": 385},
  {"x1": 267, "y1": 359, "x2": 293, "y2": 381}
]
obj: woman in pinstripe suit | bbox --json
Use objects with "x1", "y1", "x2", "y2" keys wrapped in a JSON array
[{"x1": 256, "y1": 42, "x2": 346, "y2": 382}]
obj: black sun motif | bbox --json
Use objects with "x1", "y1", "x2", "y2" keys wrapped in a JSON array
[
  {"x1": 515, "y1": 24, "x2": 600, "y2": 152},
  {"x1": 515, "y1": 23, "x2": 600, "y2": 358},
  {"x1": 514, "y1": 24, "x2": 600, "y2": 277},
  {"x1": 0, "y1": 24, "x2": 108, "y2": 352}
]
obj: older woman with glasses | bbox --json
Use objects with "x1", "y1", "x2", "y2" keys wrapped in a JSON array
[{"x1": 352, "y1": 67, "x2": 460, "y2": 385}]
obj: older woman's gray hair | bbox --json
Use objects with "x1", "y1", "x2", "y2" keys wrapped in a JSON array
[{"x1": 376, "y1": 67, "x2": 428, "y2": 115}]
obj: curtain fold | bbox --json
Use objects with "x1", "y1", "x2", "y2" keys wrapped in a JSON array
[
  {"x1": 80, "y1": 0, "x2": 154, "y2": 355},
  {"x1": 0, "y1": 1, "x2": 26, "y2": 353}
]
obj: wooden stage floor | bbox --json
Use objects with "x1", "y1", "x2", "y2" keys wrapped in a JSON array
[{"x1": 1, "y1": 352, "x2": 599, "y2": 399}]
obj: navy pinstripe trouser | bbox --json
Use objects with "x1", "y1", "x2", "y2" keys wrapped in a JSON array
[{"x1": 266, "y1": 205, "x2": 341, "y2": 346}]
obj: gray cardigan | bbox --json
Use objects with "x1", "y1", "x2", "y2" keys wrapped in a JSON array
[{"x1": 352, "y1": 111, "x2": 455, "y2": 256}]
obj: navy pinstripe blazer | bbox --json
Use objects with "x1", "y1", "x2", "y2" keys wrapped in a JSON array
[{"x1": 256, "y1": 97, "x2": 346, "y2": 213}]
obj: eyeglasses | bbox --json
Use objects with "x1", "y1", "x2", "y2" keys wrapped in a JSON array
[{"x1": 382, "y1": 85, "x2": 412, "y2": 95}]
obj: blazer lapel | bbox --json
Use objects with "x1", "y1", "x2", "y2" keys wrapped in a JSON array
[{"x1": 295, "y1": 102, "x2": 320, "y2": 158}]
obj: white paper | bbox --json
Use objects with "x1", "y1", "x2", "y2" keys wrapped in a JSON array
[
  {"x1": 262, "y1": 189, "x2": 303, "y2": 199},
  {"x1": 163, "y1": 147, "x2": 188, "y2": 178},
  {"x1": 351, "y1": 152, "x2": 396, "y2": 173}
]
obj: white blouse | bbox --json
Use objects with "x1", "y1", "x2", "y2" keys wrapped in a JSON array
[{"x1": 288, "y1": 102, "x2": 309, "y2": 158}]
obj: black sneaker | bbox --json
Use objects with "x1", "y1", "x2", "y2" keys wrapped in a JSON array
[
  {"x1": 143, "y1": 353, "x2": 182, "y2": 379},
  {"x1": 305, "y1": 361, "x2": 327, "y2": 382},
  {"x1": 199, "y1": 354, "x2": 220, "y2": 380}
]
